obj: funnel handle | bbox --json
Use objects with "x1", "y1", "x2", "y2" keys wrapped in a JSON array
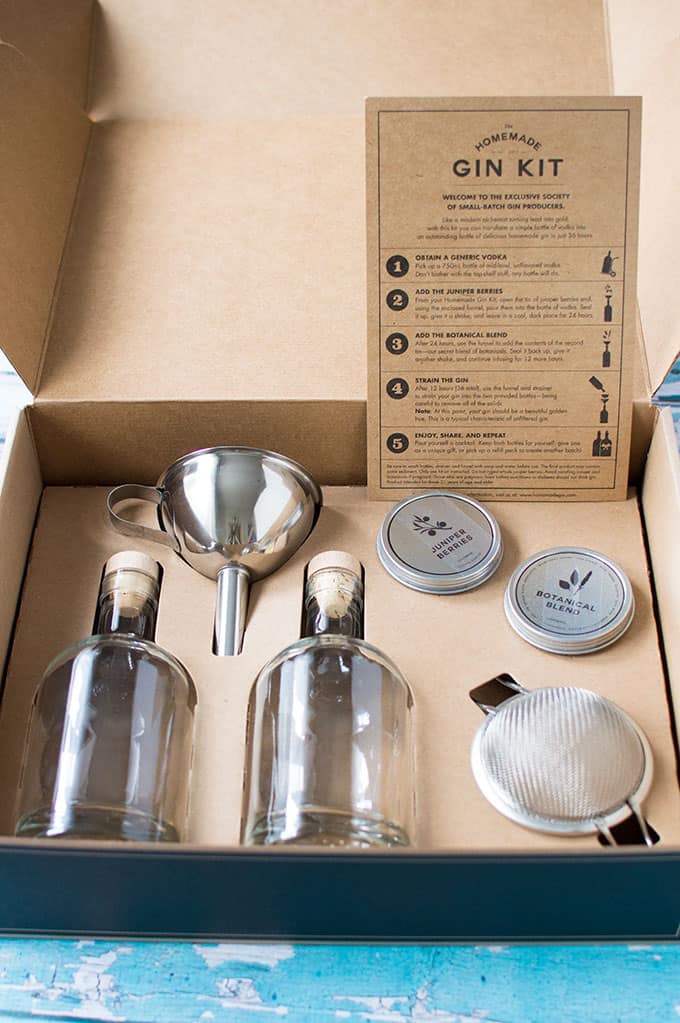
[
  {"x1": 215, "y1": 564, "x2": 251, "y2": 656},
  {"x1": 107, "y1": 484, "x2": 180, "y2": 551}
]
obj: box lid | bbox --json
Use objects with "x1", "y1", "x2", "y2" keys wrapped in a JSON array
[
  {"x1": 0, "y1": 0, "x2": 92, "y2": 109},
  {"x1": 9, "y1": 1, "x2": 677, "y2": 406},
  {"x1": 0, "y1": 43, "x2": 89, "y2": 396}
]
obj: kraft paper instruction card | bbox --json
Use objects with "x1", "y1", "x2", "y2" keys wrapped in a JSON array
[{"x1": 367, "y1": 97, "x2": 641, "y2": 501}]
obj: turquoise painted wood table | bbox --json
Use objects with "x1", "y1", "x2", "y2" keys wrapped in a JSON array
[
  {"x1": 0, "y1": 940, "x2": 679, "y2": 1020},
  {"x1": 1, "y1": 364, "x2": 679, "y2": 1019}
]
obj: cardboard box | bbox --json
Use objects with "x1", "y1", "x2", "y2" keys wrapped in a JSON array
[{"x1": 0, "y1": 0, "x2": 679, "y2": 940}]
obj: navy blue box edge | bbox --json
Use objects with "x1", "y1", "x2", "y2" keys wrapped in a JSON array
[{"x1": 0, "y1": 844, "x2": 677, "y2": 941}]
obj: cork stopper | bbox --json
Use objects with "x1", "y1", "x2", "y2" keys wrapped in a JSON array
[
  {"x1": 104, "y1": 551, "x2": 160, "y2": 579},
  {"x1": 304, "y1": 551, "x2": 364, "y2": 632},
  {"x1": 102, "y1": 550, "x2": 160, "y2": 601},
  {"x1": 307, "y1": 550, "x2": 362, "y2": 580}
]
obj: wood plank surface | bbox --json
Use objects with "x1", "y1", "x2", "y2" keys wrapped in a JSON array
[{"x1": 0, "y1": 940, "x2": 678, "y2": 1020}]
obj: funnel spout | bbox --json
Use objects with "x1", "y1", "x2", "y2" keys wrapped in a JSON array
[{"x1": 215, "y1": 564, "x2": 251, "y2": 656}]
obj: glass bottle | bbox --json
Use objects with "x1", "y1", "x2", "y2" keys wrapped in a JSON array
[
  {"x1": 241, "y1": 551, "x2": 415, "y2": 848},
  {"x1": 15, "y1": 551, "x2": 197, "y2": 841}
]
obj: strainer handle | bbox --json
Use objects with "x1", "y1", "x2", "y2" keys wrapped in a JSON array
[
  {"x1": 596, "y1": 803, "x2": 656, "y2": 848},
  {"x1": 107, "y1": 484, "x2": 180, "y2": 552},
  {"x1": 469, "y1": 673, "x2": 528, "y2": 715}
]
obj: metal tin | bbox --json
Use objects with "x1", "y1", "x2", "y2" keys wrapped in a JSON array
[
  {"x1": 504, "y1": 547, "x2": 634, "y2": 654},
  {"x1": 377, "y1": 492, "x2": 503, "y2": 594}
]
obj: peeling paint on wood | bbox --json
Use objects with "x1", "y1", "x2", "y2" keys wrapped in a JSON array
[{"x1": 0, "y1": 941, "x2": 678, "y2": 1022}]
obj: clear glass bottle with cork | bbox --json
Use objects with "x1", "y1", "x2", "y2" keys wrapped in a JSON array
[
  {"x1": 15, "y1": 551, "x2": 197, "y2": 842},
  {"x1": 241, "y1": 550, "x2": 415, "y2": 848}
]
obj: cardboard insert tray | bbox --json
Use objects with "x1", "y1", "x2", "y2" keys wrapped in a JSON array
[{"x1": 1, "y1": 0, "x2": 680, "y2": 939}]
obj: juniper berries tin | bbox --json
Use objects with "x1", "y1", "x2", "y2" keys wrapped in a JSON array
[{"x1": 377, "y1": 492, "x2": 503, "y2": 594}]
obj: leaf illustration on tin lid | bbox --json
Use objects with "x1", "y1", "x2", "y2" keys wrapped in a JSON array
[
  {"x1": 559, "y1": 579, "x2": 571, "y2": 590},
  {"x1": 570, "y1": 569, "x2": 580, "y2": 586},
  {"x1": 413, "y1": 515, "x2": 451, "y2": 535}
]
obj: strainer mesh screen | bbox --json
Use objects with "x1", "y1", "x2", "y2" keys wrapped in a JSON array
[{"x1": 479, "y1": 687, "x2": 646, "y2": 823}]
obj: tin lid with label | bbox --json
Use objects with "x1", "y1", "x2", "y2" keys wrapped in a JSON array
[
  {"x1": 504, "y1": 547, "x2": 634, "y2": 654},
  {"x1": 377, "y1": 492, "x2": 503, "y2": 594}
]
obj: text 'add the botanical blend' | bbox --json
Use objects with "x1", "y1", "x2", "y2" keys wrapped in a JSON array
[{"x1": 367, "y1": 98, "x2": 641, "y2": 501}]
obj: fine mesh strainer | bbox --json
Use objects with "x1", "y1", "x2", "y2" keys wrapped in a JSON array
[{"x1": 470, "y1": 675, "x2": 654, "y2": 846}]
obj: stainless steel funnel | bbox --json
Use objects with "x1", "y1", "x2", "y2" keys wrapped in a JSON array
[{"x1": 107, "y1": 447, "x2": 322, "y2": 655}]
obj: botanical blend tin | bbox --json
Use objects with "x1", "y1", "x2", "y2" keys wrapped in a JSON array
[{"x1": 504, "y1": 547, "x2": 634, "y2": 654}]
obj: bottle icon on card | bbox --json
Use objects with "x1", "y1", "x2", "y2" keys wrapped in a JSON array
[
  {"x1": 604, "y1": 284, "x2": 613, "y2": 323},
  {"x1": 601, "y1": 250, "x2": 618, "y2": 276},
  {"x1": 602, "y1": 330, "x2": 612, "y2": 368}
]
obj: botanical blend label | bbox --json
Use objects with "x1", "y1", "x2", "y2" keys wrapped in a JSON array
[{"x1": 366, "y1": 98, "x2": 641, "y2": 500}]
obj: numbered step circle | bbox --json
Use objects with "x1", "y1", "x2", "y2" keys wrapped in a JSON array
[
  {"x1": 386, "y1": 289, "x2": 409, "y2": 311},
  {"x1": 386, "y1": 377, "x2": 410, "y2": 400},
  {"x1": 386, "y1": 254, "x2": 410, "y2": 278},
  {"x1": 385, "y1": 332, "x2": 409, "y2": 355},
  {"x1": 386, "y1": 433, "x2": 410, "y2": 454}
]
